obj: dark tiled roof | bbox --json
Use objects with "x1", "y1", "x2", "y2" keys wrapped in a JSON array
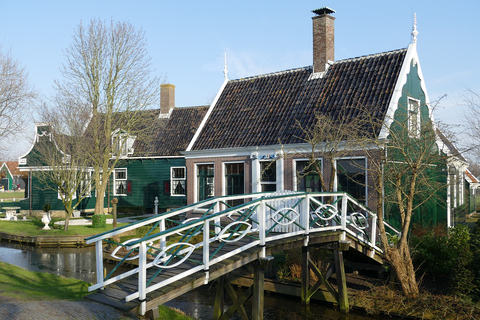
[
  {"x1": 192, "y1": 49, "x2": 407, "y2": 150},
  {"x1": 134, "y1": 106, "x2": 209, "y2": 157}
]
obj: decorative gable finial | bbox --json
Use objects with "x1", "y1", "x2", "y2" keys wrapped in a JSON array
[
  {"x1": 223, "y1": 51, "x2": 228, "y2": 80},
  {"x1": 411, "y1": 13, "x2": 419, "y2": 44}
]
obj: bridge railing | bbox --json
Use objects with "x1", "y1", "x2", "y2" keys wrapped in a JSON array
[{"x1": 85, "y1": 191, "x2": 399, "y2": 312}]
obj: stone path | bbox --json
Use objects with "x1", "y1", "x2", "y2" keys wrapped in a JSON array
[{"x1": 0, "y1": 300, "x2": 142, "y2": 320}]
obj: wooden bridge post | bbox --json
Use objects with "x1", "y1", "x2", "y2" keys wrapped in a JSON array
[
  {"x1": 334, "y1": 243, "x2": 349, "y2": 313},
  {"x1": 252, "y1": 256, "x2": 273, "y2": 320},
  {"x1": 301, "y1": 245, "x2": 310, "y2": 305}
]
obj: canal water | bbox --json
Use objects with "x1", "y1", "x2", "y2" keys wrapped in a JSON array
[{"x1": 0, "y1": 241, "x2": 380, "y2": 319}]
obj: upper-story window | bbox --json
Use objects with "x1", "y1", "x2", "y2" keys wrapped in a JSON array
[
  {"x1": 171, "y1": 167, "x2": 186, "y2": 196},
  {"x1": 408, "y1": 97, "x2": 421, "y2": 138},
  {"x1": 112, "y1": 129, "x2": 135, "y2": 158}
]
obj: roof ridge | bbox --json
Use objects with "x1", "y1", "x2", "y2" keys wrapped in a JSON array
[
  {"x1": 231, "y1": 66, "x2": 312, "y2": 82},
  {"x1": 334, "y1": 48, "x2": 408, "y2": 64}
]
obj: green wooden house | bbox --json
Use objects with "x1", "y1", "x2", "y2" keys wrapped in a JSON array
[{"x1": 18, "y1": 84, "x2": 208, "y2": 214}]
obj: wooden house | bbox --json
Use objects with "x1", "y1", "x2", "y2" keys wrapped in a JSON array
[{"x1": 18, "y1": 85, "x2": 208, "y2": 214}]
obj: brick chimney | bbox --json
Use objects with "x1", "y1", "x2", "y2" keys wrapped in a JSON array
[
  {"x1": 160, "y1": 83, "x2": 175, "y2": 117},
  {"x1": 312, "y1": 7, "x2": 335, "y2": 73}
]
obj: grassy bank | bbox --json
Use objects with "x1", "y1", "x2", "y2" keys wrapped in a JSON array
[
  {"x1": 0, "y1": 261, "x2": 192, "y2": 319},
  {"x1": 0, "y1": 261, "x2": 90, "y2": 301}
]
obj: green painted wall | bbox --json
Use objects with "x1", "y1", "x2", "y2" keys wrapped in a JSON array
[
  {"x1": 18, "y1": 158, "x2": 187, "y2": 213},
  {"x1": 385, "y1": 58, "x2": 448, "y2": 229},
  {"x1": 110, "y1": 158, "x2": 187, "y2": 212}
]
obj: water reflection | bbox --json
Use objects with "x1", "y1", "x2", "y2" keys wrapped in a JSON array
[
  {"x1": 0, "y1": 241, "x2": 96, "y2": 283},
  {"x1": 0, "y1": 241, "x2": 378, "y2": 319}
]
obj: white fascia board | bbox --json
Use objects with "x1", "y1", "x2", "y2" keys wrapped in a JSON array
[
  {"x1": 18, "y1": 123, "x2": 44, "y2": 160},
  {"x1": 379, "y1": 43, "x2": 433, "y2": 139},
  {"x1": 0, "y1": 163, "x2": 13, "y2": 177},
  {"x1": 186, "y1": 78, "x2": 229, "y2": 152},
  {"x1": 183, "y1": 141, "x2": 384, "y2": 160}
]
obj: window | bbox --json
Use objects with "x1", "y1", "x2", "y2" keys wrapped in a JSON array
[
  {"x1": 336, "y1": 158, "x2": 366, "y2": 203},
  {"x1": 79, "y1": 170, "x2": 93, "y2": 197},
  {"x1": 171, "y1": 167, "x2": 186, "y2": 196},
  {"x1": 225, "y1": 163, "x2": 245, "y2": 206},
  {"x1": 197, "y1": 164, "x2": 214, "y2": 201},
  {"x1": 58, "y1": 180, "x2": 77, "y2": 201},
  {"x1": 295, "y1": 160, "x2": 322, "y2": 192},
  {"x1": 260, "y1": 161, "x2": 276, "y2": 192},
  {"x1": 112, "y1": 130, "x2": 135, "y2": 157},
  {"x1": 408, "y1": 98, "x2": 421, "y2": 138},
  {"x1": 114, "y1": 168, "x2": 128, "y2": 196}
]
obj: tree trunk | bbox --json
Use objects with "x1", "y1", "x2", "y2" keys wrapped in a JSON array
[
  {"x1": 95, "y1": 185, "x2": 106, "y2": 215},
  {"x1": 387, "y1": 247, "x2": 419, "y2": 299}
]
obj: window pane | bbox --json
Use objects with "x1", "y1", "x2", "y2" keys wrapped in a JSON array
[
  {"x1": 296, "y1": 160, "x2": 322, "y2": 192},
  {"x1": 260, "y1": 161, "x2": 276, "y2": 182},
  {"x1": 262, "y1": 184, "x2": 277, "y2": 192},
  {"x1": 172, "y1": 167, "x2": 185, "y2": 179},
  {"x1": 198, "y1": 164, "x2": 214, "y2": 201},
  {"x1": 337, "y1": 159, "x2": 366, "y2": 203},
  {"x1": 115, "y1": 169, "x2": 126, "y2": 179}
]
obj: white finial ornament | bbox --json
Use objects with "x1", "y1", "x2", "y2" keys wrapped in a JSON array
[
  {"x1": 223, "y1": 52, "x2": 228, "y2": 80},
  {"x1": 412, "y1": 13, "x2": 419, "y2": 44}
]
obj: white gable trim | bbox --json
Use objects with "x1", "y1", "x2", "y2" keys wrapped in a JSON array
[
  {"x1": 379, "y1": 43, "x2": 433, "y2": 139},
  {"x1": 186, "y1": 77, "x2": 229, "y2": 151}
]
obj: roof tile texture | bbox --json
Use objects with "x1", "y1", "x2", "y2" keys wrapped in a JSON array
[{"x1": 192, "y1": 49, "x2": 407, "y2": 150}]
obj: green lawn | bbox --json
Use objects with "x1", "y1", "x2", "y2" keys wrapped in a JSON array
[
  {"x1": 0, "y1": 261, "x2": 90, "y2": 301},
  {"x1": 0, "y1": 219, "x2": 128, "y2": 236},
  {"x1": 0, "y1": 191, "x2": 25, "y2": 199}
]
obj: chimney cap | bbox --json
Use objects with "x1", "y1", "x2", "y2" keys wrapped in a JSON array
[{"x1": 312, "y1": 7, "x2": 335, "y2": 16}]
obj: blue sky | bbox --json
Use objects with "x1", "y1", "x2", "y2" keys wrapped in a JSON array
[{"x1": 1, "y1": 1, "x2": 479, "y2": 158}]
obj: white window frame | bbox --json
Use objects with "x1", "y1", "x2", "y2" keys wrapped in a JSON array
[
  {"x1": 171, "y1": 166, "x2": 186, "y2": 196},
  {"x1": 114, "y1": 168, "x2": 128, "y2": 196},
  {"x1": 408, "y1": 97, "x2": 421, "y2": 138}
]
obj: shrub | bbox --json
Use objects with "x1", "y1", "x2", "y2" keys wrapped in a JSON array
[{"x1": 92, "y1": 215, "x2": 107, "y2": 229}]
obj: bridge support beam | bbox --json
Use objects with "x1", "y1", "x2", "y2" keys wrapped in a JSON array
[
  {"x1": 213, "y1": 256, "x2": 273, "y2": 320},
  {"x1": 301, "y1": 244, "x2": 350, "y2": 313}
]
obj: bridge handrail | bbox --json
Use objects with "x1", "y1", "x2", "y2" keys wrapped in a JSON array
[
  {"x1": 85, "y1": 191, "x2": 282, "y2": 244},
  {"x1": 87, "y1": 191, "x2": 400, "y2": 314}
]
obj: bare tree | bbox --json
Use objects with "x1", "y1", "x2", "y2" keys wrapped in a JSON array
[
  {"x1": 293, "y1": 106, "x2": 366, "y2": 194},
  {"x1": 33, "y1": 101, "x2": 94, "y2": 231},
  {"x1": 360, "y1": 101, "x2": 449, "y2": 299},
  {"x1": 0, "y1": 47, "x2": 37, "y2": 157},
  {"x1": 464, "y1": 90, "x2": 480, "y2": 161},
  {"x1": 54, "y1": 19, "x2": 162, "y2": 215}
]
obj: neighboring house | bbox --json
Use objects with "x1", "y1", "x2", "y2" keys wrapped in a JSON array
[
  {"x1": 18, "y1": 84, "x2": 208, "y2": 214},
  {"x1": 465, "y1": 169, "x2": 480, "y2": 215},
  {"x1": 183, "y1": 8, "x2": 466, "y2": 228},
  {"x1": 0, "y1": 161, "x2": 26, "y2": 191}
]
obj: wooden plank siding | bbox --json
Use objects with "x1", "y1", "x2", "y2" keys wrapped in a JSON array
[{"x1": 111, "y1": 158, "x2": 187, "y2": 212}]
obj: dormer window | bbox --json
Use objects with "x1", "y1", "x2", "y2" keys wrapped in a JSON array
[
  {"x1": 112, "y1": 129, "x2": 135, "y2": 158},
  {"x1": 408, "y1": 97, "x2": 421, "y2": 138}
]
